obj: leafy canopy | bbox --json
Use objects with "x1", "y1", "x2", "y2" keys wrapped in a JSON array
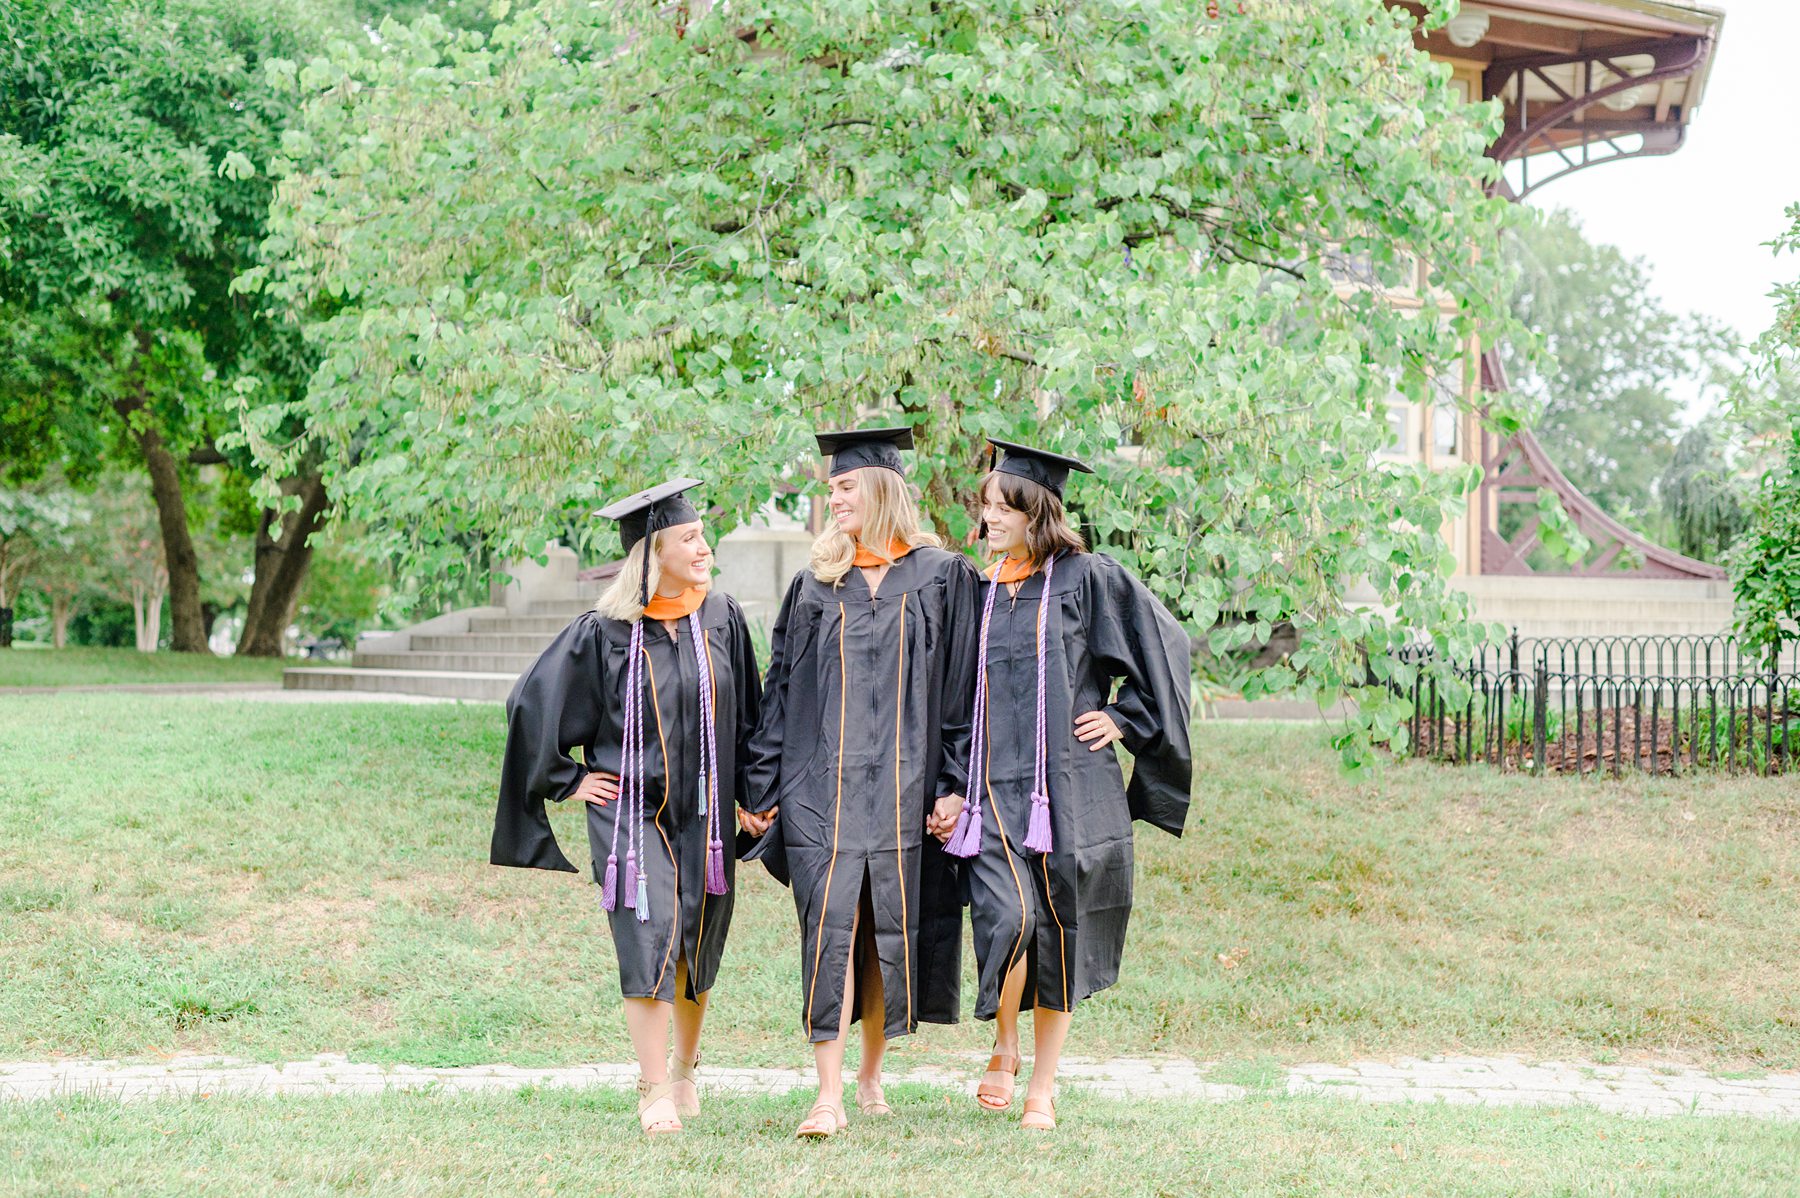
[{"x1": 246, "y1": 0, "x2": 1523, "y2": 754}]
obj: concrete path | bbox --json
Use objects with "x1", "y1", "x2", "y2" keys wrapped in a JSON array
[
  {"x1": 4, "y1": 1053, "x2": 1796, "y2": 1120},
  {"x1": 0, "y1": 683, "x2": 472, "y2": 702}
]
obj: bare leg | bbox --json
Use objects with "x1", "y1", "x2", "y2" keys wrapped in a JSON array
[
  {"x1": 855, "y1": 914, "x2": 889, "y2": 1111},
  {"x1": 977, "y1": 956, "x2": 1030, "y2": 1109},
  {"x1": 992, "y1": 956, "x2": 1030, "y2": 1060},
  {"x1": 624, "y1": 997, "x2": 673, "y2": 1083},
  {"x1": 1024, "y1": 1007, "x2": 1073, "y2": 1109},
  {"x1": 797, "y1": 909, "x2": 858, "y2": 1136},
  {"x1": 671, "y1": 958, "x2": 709, "y2": 1114},
  {"x1": 623, "y1": 996, "x2": 678, "y2": 1131}
]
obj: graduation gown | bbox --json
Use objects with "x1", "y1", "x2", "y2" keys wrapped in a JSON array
[
  {"x1": 745, "y1": 547, "x2": 979, "y2": 1042},
  {"x1": 963, "y1": 552, "x2": 1192, "y2": 1018},
  {"x1": 490, "y1": 592, "x2": 762, "y2": 1003}
]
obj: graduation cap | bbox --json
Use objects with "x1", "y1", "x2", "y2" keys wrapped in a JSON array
[
  {"x1": 989, "y1": 438, "x2": 1094, "y2": 498},
  {"x1": 593, "y1": 477, "x2": 704, "y2": 606},
  {"x1": 815, "y1": 426, "x2": 913, "y2": 477}
]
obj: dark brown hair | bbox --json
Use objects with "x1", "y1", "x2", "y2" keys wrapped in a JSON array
[{"x1": 981, "y1": 471, "x2": 1088, "y2": 563}]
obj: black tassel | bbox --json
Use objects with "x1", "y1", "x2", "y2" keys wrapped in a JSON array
[{"x1": 638, "y1": 525, "x2": 652, "y2": 607}]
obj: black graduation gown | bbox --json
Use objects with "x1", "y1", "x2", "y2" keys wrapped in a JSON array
[
  {"x1": 963, "y1": 553, "x2": 1192, "y2": 1018},
  {"x1": 490, "y1": 592, "x2": 762, "y2": 1003},
  {"x1": 744, "y1": 547, "x2": 979, "y2": 1042}
]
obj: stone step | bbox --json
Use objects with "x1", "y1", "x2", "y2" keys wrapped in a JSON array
[
  {"x1": 413, "y1": 633, "x2": 557, "y2": 653},
  {"x1": 282, "y1": 667, "x2": 513, "y2": 702},
  {"x1": 354, "y1": 651, "x2": 540, "y2": 674},
  {"x1": 526, "y1": 599, "x2": 597, "y2": 618},
  {"x1": 468, "y1": 615, "x2": 578, "y2": 635}
]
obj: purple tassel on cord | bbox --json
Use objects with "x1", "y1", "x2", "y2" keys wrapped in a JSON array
[
  {"x1": 600, "y1": 852, "x2": 620, "y2": 911},
  {"x1": 945, "y1": 574, "x2": 1001, "y2": 860},
  {"x1": 622, "y1": 849, "x2": 638, "y2": 908},
  {"x1": 1024, "y1": 792, "x2": 1053, "y2": 854},
  {"x1": 1022, "y1": 553, "x2": 1059, "y2": 857},
  {"x1": 944, "y1": 798, "x2": 982, "y2": 858},
  {"x1": 706, "y1": 837, "x2": 728, "y2": 895},
  {"x1": 690, "y1": 609, "x2": 730, "y2": 897}
]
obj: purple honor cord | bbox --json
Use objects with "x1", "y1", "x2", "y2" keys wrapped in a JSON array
[{"x1": 946, "y1": 553, "x2": 1057, "y2": 858}]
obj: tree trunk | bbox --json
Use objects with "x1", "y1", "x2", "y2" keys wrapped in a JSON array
[
  {"x1": 51, "y1": 594, "x2": 72, "y2": 648},
  {"x1": 114, "y1": 348, "x2": 209, "y2": 654},
  {"x1": 145, "y1": 589, "x2": 164, "y2": 651},
  {"x1": 132, "y1": 584, "x2": 149, "y2": 652},
  {"x1": 0, "y1": 607, "x2": 12, "y2": 649},
  {"x1": 237, "y1": 472, "x2": 331, "y2": 658}
]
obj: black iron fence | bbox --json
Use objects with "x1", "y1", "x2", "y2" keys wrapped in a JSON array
[{"x1": 1385, "y1": 632, "x2": 1800, "y2": 777}]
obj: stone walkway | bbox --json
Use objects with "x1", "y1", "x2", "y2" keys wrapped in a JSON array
[{"x1": 3, "y1": 1054, "x2": 1796, "y2": 1120}]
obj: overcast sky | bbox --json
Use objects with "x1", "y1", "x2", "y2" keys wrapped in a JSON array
[{"x1": 1532, "y1": 0, "x2": 1798, "y2": 349}]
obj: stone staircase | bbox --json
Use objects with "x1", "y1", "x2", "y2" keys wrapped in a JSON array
[
  {"x1": 283, "y1": 554, "x2": 601, "y2": 702},
  {"x1": 281, "y1": 523, "x2": 813, "y2": 702}
]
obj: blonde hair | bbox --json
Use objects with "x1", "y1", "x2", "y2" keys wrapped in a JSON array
[
  {"x1": 594, "y1": 528, "x2": 711, "y2": 621},
  {"x1": 810, "y1": 466, "x2": 942, "y2": 586}
]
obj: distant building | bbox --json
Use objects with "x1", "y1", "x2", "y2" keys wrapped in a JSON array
[{"x1": 1397, "y1": 0, "x2": 1728, "y2": 586}]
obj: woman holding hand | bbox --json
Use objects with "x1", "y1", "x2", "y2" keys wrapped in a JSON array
[
  {"x1": 492, "y1": 478, "x2": 765, "y2": 1136},
  {"x1": 940, "y1": 441, "x2": 1192, "y2": 1132}
]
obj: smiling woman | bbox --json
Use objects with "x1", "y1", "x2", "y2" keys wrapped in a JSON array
[
  {"x1": 743, "y1": 426, "x2": 980, "y2": 1139},
  {"x1": 491, "y1": 477, "x2": 765, "y2": 1137}
]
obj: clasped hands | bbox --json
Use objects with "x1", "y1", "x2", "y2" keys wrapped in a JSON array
[{"x1": 926, "y1": 709, "x2": 1123, "y2": 843}]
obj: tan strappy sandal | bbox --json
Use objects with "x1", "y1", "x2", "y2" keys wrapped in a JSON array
[
  {"x1": 636, "y1": 1078, "x2": 684, "y2": 1136},
  {"x1": 977, "y1": 1052, "x2": 1021, "y2": 1111},
  {"x1": 794, "y1": 1100, "x2": 848, "y2": 1139},
  {"x1": 1020, "y1": 1095, "x2": 1056, "y2": 1131},
  {"x1": 855, "y1": 1080, "x2": 893, "y2": 1117},
  {"x1": 670, "y1": 1052, "x2": 701, "y2": 1118}
]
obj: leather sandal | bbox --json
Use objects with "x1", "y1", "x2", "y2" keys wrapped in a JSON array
[
  {"x1": 1020, "y1": 1095, "x2": 1056, "y2": 1131},
  {"x1": 855, "y1": 1080, "x2": 893, "y2": 1117},
  {"x1": 670, "y1": 1051, "x2": 701, "y2": 1118},
  {"x1": 636, "y1": 1078, "x2": 683, "y2": 1135},
  {"x1": 977, "y1": 1052, "x2": 1021, "y2": 1111},
  {"x1": 794, "y1": 1100, "x2": 848, "y2": 1140}
]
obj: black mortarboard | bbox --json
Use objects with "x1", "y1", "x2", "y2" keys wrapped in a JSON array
[
  {"x1": 815, "y1": 426, "x2": 913, "y2": 477},
  {"x1": 990, "y1": 439, "x2": 1093, "y2": 498},
  {"x1": 593, "y1": 477, "x2": 704, "y2": 606}
]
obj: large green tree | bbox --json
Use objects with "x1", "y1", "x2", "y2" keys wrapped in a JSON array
[
  {"x1": 1501, "y1": 206, "x2": 1736, "y2": 539},
  {"x1": 245, "y1": 0, "x2": 1522, "y2": 754},
  {"x1": 0, "y1": 0, "x2": 355, "y2": 654}
]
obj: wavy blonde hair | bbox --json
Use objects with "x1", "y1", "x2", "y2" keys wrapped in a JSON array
[
  {"x1": 811, "y1": 466, "x2": 942, "y2": 586},
  {"x1": 594, "y1": 528, "x2": 711, "y2": 621}
]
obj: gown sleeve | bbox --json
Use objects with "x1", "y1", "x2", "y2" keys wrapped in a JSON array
[
  {"x1": 738, "y1": 572, "x2": 799, "y2": 885},
  {"x1": 726, "y1": 594, "x2": 764, "y2": 813},
  {"x1": 489, "y1": 613, "x2": 607, "y2": 872},
  {"x1": 741, "y1": 569, "x2": 804, "y2": 815},
  {"x1": 1088, "y1": 556, "x2": 1195, "y2": 837},
  {"x1": 933, "y1": 551, "x2": 980, "y2": 802}
]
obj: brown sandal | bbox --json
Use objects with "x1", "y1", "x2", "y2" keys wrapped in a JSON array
[
  {"x1": 795, "y1": 1100, "x2": 848, "y2": 1139},
  {"x1": 977, "y1": 1053, "x2": 1020, "y2": 1110},
  {"x1": 636, "y1": 1079, "x2": 683, "y2": 1136},
  {"x1": 670, "y1": 1052, "x2": 701, "y2": 1118},
  {"x1": 1021, "y1": 1095, "x2": 1056, "y2": 1131}
]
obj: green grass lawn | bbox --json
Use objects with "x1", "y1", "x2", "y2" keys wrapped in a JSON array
[
  {"x1": 4, "y1": 1088, "x2": 1797, "y2": 1198},
  {"x1": 0, "y1": 645, "x2": 301, "y2": 688},
  {"x1": 2, "y1": 694, "x2": 1794, "y2": 1075}
]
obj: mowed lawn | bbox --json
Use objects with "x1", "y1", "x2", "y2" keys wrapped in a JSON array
[
  {"x1": 5, "y1": 1088, "x2": 1799, "y2": 1198},
  {"x1": 2, "y1": 693, "x2": 1795, "y2": 1074},
  {"x1": 0, "y1": 646, "x2": 300, "y2": 689}
]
